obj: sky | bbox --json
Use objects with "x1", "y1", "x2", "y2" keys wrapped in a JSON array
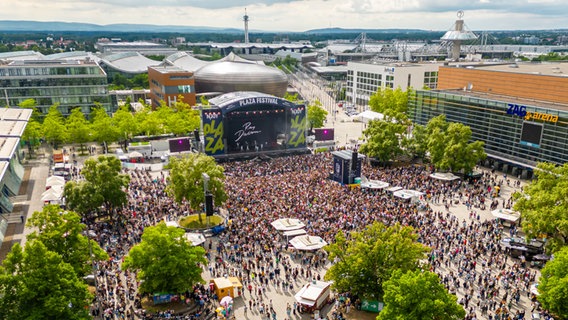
[{"x1": 3, "y1": 0, "x2": 568, "y2": 32}]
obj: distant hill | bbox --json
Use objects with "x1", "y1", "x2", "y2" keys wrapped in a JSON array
[
  {"x1": 304, "y1": 27, "x2": 431, "y2": 34},
  {"x1": 0, "y1": 20, "x2": 242, "y2": 33}
]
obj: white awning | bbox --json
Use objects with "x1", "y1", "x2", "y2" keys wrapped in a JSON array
[
  {"x1": 271, "y1": 218, "x2": 305, "y2": 231},
  {"x1": 491, "y1": 209, "x2": 521, "y2": 223},
  {"x1": 393, "y1": 189, "x2": 425, "y2": 200},
  {"x1": 429, "y1": 172, "x2": 460, "y2": 181},
  {"x1": 360, "y1": 177, "x2": 390, "y2": 189},
  {"x1": 289, "y1": 235, "x2": 327, "y2": 251},
  {"x1": 184, "y1": 232, "x2": 206, "y2": 246}
]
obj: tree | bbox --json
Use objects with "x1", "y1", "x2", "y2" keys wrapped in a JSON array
[
  {"x1": 324, "y1": 222, "x2": 429, "y2": 300},
  {"x1": 377, "y1": 270, "x2": 465, "y2": 320},
  {"x1": 66, "y1": 108, "x2": 92, "y2": 154},
  {"x1": 360, "y1": 119, "x2": 407, "y2": 164},
  {"x1": 405, "y1": 124, "x2": 428, "y2": 160},
  {"x1": 369, "y1": 87, "x2": 410, "y2": 116},
  {"x1": 426, "y1": 115, "x2": 486, "y2": 174},
  {"x1": 514, "y1": 162, "x2": 568, "y2": 252},
  {"x1": 0, "y1": 241, "x2": 92, "y2": 319},
  {"x1": 26, "y1": 205, "x2": 108, "y2": 276},
  {"x1": 90, "y1": 106, "x2": 119, "y2": 151},
  {"x1": 21, "y1": 118, "x2": 42, "y2": 158},
  {"x1": 112, "y1": 105, "x2": 139, "y2": 150},
  {"x1": 165, "y1": 153, "x2": 227, "y2": 223},
  {"x1": 537, "y1": 246, "x2": 568, "y2": 319},
  {"x1": 42, "y1": 105, "x2": 68, "y2": 149},
  {"x1": 64, "y1": 156, "x2": 130, "y2": 214},
  {"x1": 122, "y1": 222, "x2": 207, "y2": 295},
  {"x1": 307, "y1": 100, "x2": 328, "y2": 129}
]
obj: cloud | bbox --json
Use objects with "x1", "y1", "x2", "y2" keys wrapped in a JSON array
[{"x1": 1, "y1": 0, "x2": 567, "y2": 32}]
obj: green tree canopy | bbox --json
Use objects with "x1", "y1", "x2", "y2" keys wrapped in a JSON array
[
  {"x1": 0, "y1": 241, "x2": 92, "y2": 319},
  {"x1": 514, "y1": 162, "x2": 568, "y2": 252},
  {"x1": 426, "y1": 115, "x2": 486, "y2": 174},
  {"x1": 42, "y1": 105, "x2": 68, "y2": 149},
  {"x1": 359, "y1": 119, "x2": 407, "y2": 164},
  {"x1": 66, "y1": 108, "x2": 92, "y2": 153},
  {"x1": 26, "y1": 205, "x2": 108, "y2": 276},
  {"x1": 166, "y1": 153, "x2": 227, "y2": 222},
  {"x1": 307, "y1": 100, "x2": 328, "y2": 129},
  {"x1": 21, "y1": 118, "x2": 42, "y2": 158},
  {"x1": 537, "y1": 246, "x2": 568, "y2": 319},
  {"x1": 405, "y1": 124, "x2": 428, "y2": 160},
  {"x1": 64, "y1": 156, "x2": 130, "y2": 214},
  {"x1": 377, "y1": 270, "x2": 465, "y2": 320},
  {"x1": 369, "y1": 87, "x2": 411, "y2": 116},
  {"x1": 112, "y1": 105, "x2": 139, "y2": 148},
  {"x1": 122, "y1": 222, "x2": 207, "y2": 294},
  {"x1": 91, "y1": 106, "x2": 119, "y2": 148},
  {"x1": 324, "y1": 222, "x2": 429, "y2": 300}
]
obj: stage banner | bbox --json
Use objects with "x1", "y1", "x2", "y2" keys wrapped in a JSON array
[
  {"x1": 202, "y1": 109, "x2": 225, "y2": 156},
  {"x1": 333, "y1": 156, "x2": 343, "y2": 183},
  {"x1": 287, "y1": 105, "x2": 306, "y2": 148}
]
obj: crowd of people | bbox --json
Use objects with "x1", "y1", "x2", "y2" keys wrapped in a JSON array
[{"x1": 78, "y1": 152, "x2": 549, "y2": 320}]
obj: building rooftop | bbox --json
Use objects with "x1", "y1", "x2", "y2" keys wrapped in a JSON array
[
  {"x1": 431, "y1": 89, "x2": 568, "y2": 112},
  {"x1": 149, "y1": 65, "x2": 191, "y2": 74},
  {"x1": 454, "y1": 62, "x2": 568, "y2": 77},
  {"x1": 100, "y1": 52, "x2": 160, "y2": 74},
  {"x1": 0, "y1": 108, "x2": 33, "y2": 122},
  {"x1": 0, "y1": 121, "x2": 28, "y2": 137},
  {"x1": 0, "y1": 138, "x2": 20, "y2": 161}
]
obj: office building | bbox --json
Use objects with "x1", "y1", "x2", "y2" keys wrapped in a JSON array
[
  {"x1": 346, "y1": 61, "x2": 441, "y2": 107},
  {"x1": 0, "y1": 59, "x2": 111, "y2": 116},
  {"x1": 0, "y1": 108, "x2": 32, "y2": 247},
  {"x1": 148, "y1": 66, "x2": 196, "y2": 108},
  {"x1": 409, "y1": 62, "x2": 568, "y2": 177}
]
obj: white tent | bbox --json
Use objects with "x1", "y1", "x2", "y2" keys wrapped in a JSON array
[
  {"x1": 491, "y1": 209, "x2": 521, "y2": 223},
  {"x1": 46, "y1": 175, "x2": 66, "y2": 187},
  {"x1": 429, "y1": 172, "x2": 460, "y2": 181},
  {"x1": 271, "y1": 218, "x2": 305, "y2": 231},
  {"x1": 41, "y1": 188, "x2": 62, "y2": 202},
  {"x1": 386, "y1": 186, "x2": 403, "y2": 193},
  {"x1": 356, "y1": 110, "x2": 384, "y2": 124},
  {"x1": 294, "y1": 280, "x2": 332, "y2": 309},
  {"x1": 393, "y1": 189, "x2": 425, "y2": 202},
  {"x1": 360, "y1": 176, "x2": 390, "y2": 190},
  {"x1": 184, "y1": 232, "x2": 206, "y2": 246},
  {"x1": 129, "y1": 151, "x2": 144, "y2": 158},
  {"x1": 289, "y1": 235, "x2": 327, "y2": 251}
]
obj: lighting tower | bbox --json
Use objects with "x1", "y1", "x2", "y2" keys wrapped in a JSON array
[
  {"x1": 243, "y1": 8, "x2": 250, "y2": 44},
  {"x1": 441, "y1": 10, "x2": 478, "y2": 61}
]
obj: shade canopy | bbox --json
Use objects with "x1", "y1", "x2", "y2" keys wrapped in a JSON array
[
  {"x1": 294, "y1": 280, "x2": 332, "y2": 306},
  {"x1": 41, "y1": 188, "x2": 62, "y2": 202},
  {"x1": 289, "y1": 235, "x2": 327, "y2": 251},
  {"x1": 360, "y1": 176, "x2": 389, "y2": 190},
  {"x1": 128, "y1": 151, "x2": 143, "y2": 158},
  {"x1": 429, "y1": 172, "x2": 460, "y2": 181},
  {"x1": 184, "y1": 232, "x2": 206, "y2": 246},
  {"x1": 491, "y1": 209, "x2": 521, "y2": 223},
  {"x1": 393, "y1": 189, "x2": 424, "y2": 201},
  {"x1": 271, "y1": 218, "x2": 305, "y2": 231},
  {"x1": 46, "y1": 175, "x2": 65, "y2": 187}
]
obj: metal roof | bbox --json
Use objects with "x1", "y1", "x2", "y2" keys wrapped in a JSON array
[
  {"x1": 0, "y1": 121, "x2": 27, "y2": 137},
  {"x1": 0, "y1": 137, "x2": 20, "y2": 161},
  {"x1": 100, "y1": 52, "x2": 160, "y2": 74},
  {"x1": 0, "y1": 108, "x2": 33, "y2": 122}
]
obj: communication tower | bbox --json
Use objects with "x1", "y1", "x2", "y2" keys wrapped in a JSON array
[
  {"x1": 441, "y1": 11, "x2": 478, "y2": 61},
  {"x1": 243, "y1": 9, "x2": 250, "y2": 44}
]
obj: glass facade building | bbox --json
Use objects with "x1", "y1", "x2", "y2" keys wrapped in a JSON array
[
  {"x1": 0, "y1": 60, "x2": 111, "y2": 116},
  {"x1": 410, "y1": 90, "x2": 568, "y2": 171}
]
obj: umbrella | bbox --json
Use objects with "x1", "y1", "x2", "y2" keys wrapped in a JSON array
[
  {"x1": 128, "y1": 151, "x2": 143, "y2": 158},
  {"x1": 220, "y1": 296, "x2": 233, "y2": 308},
  {"x1": 271, "y1": 218, "x2": 305, "y2": 231},
  {"x1": 289, "y1": 235, "x2": 328, "y2": 251}
]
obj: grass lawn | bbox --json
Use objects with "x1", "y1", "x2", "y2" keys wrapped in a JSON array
[
  {"x1": 179, "y1": 214, "x2": 223, "y2": 229},
  {"x1": 141, "y1": 296, "x2": 192, "y2": 314}
]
